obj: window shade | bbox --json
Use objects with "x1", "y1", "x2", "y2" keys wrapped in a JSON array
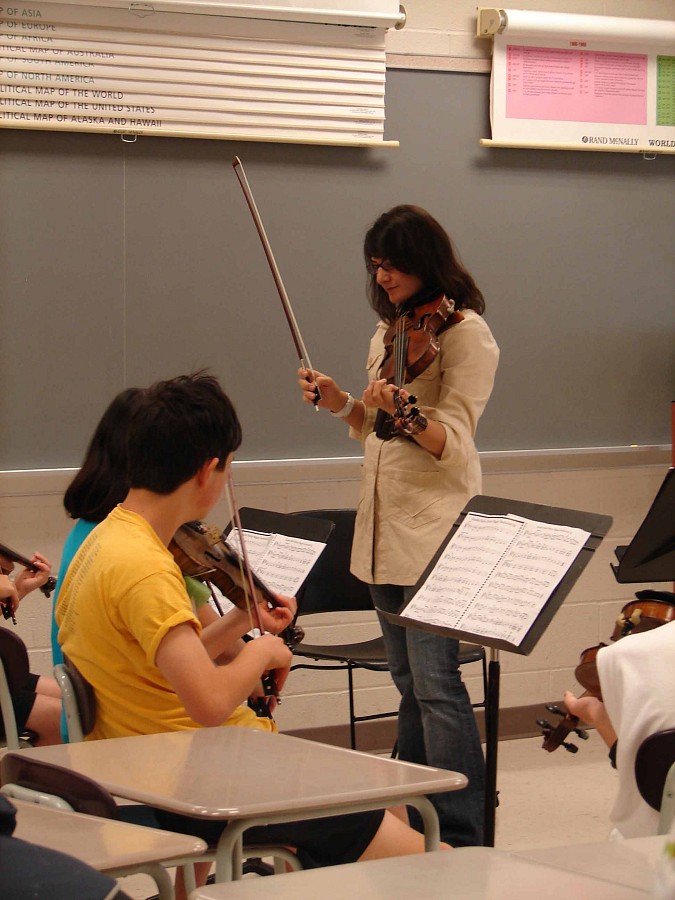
[{"x1": 0, "y1": 1, "x2": 404, "y2": 145}]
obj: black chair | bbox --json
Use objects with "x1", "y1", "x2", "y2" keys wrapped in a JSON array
[
  {"x1": 290, "y1": 509, "x2": 487, "y2": 751},
  {"x1": 0, "y1": 628, "x2": 38, "y2": 750},
  {"x1": 635, "y1": 727, "x2": 675, "y2": 834}
]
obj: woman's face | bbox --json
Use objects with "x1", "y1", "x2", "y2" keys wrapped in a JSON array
[{"x1": 370, "y1": 258, "x2": 424, "y2": 307}]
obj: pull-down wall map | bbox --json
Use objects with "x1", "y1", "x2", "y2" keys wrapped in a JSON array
[
  {"x1": 479, "y1": 9, "x2": 675, "y2": 153},
  {"x1": 0, "y1": 0, "x2": 403, "y2": 145}
]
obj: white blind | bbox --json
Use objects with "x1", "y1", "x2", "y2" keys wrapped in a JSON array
[{"x1": 0, "y1": 1, "x2": 401, "y2": 145}]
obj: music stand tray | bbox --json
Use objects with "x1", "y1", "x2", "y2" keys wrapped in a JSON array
[{"x1": 612, "y1": 468, "x2": 675, "y2": 584}]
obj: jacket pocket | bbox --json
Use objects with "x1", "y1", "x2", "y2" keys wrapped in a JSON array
[{"x1": 388, "y1": 482, "x2": 442, "y2": 530}]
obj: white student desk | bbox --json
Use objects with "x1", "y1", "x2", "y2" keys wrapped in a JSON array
[
  {"x1": 11, "y1": 798, "x2": 207, "y2": 900},
  {"x1": 18, "y1": 727, "x2": 466, "y2": 881},
  {"x1": 188, "y1": 847, "x2": 650, "y2": 899},
  {"x1": 516, "y1": 834, "x2": 667, "y2": 893}
]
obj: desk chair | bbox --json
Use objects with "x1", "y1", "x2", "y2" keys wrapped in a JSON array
[
  {"x1": 53, "y1": 657, "x2": 301, "y2": 879},
  {"x1": 289, "y1": 509, "x2": 487, "y2": 751},
  {"x1": 0, "y1": 628, "x2": 38, "y2": 750},
  {"x1": 635, "y1": 728, "x2": 675, "y2": 834},
  {"x1": 0, "y1": 753, "x2": 190, "y2": 899},
  {"x1": 54, "y1": 656, "x2": 95, "y2": 743}
]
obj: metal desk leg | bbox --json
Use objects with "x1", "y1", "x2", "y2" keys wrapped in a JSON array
[{"x1": 405, "y1": 795, "x2": 440, "y2": 851}]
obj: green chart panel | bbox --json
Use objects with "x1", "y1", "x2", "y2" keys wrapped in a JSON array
[{"x1": 656, "y1": 56, "x2": 675, "y2": 126}]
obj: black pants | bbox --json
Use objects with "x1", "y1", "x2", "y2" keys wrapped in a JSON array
[{"x1": 154, "y1": 807, "x2": 385, "y2": 870}]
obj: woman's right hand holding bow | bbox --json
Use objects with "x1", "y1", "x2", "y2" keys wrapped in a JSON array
[
  {"x1": 298, "y1": 368, "x2": 364, "y2": 429},
  {"x1": 298, "y1": 367, "x2": 341, "y2": 411}
]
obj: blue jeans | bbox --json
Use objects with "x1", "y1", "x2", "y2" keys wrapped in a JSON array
[{"x1": 370, "y1": 583, "x2": 485, "y2": 847}]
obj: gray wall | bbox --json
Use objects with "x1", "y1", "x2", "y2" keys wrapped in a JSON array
[{"x1": 1, "y1": 70, "x2": 673, "y2": 469}]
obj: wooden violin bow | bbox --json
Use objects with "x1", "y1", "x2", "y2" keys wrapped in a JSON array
[
  {"x1": 224, "y1": 472, "x2": 283, "y2": 716},
  {"x1": 232, "y1": 156, "x2": 321, "y2": 407}
]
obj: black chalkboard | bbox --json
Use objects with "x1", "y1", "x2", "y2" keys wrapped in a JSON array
[{"x1": 1, "y1": 70, "x2": 673, "y2": 469}]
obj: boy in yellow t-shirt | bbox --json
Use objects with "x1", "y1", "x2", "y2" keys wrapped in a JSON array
[{"x1": 56, "y1": 373, "x2": 435, "y2": 896}]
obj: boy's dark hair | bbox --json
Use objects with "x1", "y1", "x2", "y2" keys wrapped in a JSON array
[
  {"x1": 363, "y1": 204, "x2": 485, "y2": 324},
  {"x1": 64, "y1": 388, "x2": 145, "y2": 522},
  {"x1": 127, "y1": 373, "x2": 242, "y2": 494}
]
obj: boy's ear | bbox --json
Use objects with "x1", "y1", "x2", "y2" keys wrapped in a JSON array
[{"x1": 195, "y1": 457, "x2": 220, "y2": 486}]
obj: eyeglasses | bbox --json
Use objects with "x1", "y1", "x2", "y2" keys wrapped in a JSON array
[{"x1": 366, "y1": 259, "x2": 396, "y2": 276}]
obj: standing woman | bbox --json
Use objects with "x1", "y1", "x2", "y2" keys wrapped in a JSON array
[{"x1": 298, "y1": 205, "x2": 499, "y2": 846}]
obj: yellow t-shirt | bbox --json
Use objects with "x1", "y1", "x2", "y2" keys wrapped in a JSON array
[{"x1": 56, "y1": 506, "x2": 275, "y2": 740}]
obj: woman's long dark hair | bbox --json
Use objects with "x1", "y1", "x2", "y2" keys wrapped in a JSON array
[
  {"x1": 63, "y1": 387, "x2": 144, "y2": 522},
  {"x1": 363, "y1": 205, "x2": 485, "y2": 324}
]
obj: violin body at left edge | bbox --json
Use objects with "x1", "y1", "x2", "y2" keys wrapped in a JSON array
[{"x1": 0, "y1": 541, "x2": 57, "y2": 625}]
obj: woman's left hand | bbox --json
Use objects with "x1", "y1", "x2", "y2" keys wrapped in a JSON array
[{"x1": 362, "y1": 378, "x2": 408, "y2": 415}]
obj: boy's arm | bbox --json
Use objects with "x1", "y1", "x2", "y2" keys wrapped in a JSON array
[
  {"x1": 199, "y1": 606, "x2": 250, "y2": 662},
  {"x1": 199, "y1": 594, "x2": 297, "y2": 662},
  {"x1": 156, "y1": 623, "x2": 292, "y2": 727}
]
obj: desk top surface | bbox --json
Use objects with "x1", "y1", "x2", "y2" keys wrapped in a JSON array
[
  {"x1": 16, "y1": 728, "x2": 466, "y2": 818},
  {"x1": 188, "y1": 847, "x2": 649, "y2": 899},
  {"x1": 516, "y1": 834, "x2": 667, "y2": 892},
  {"x1": 11, "y1": 798, "x2": 207, "y2": 872}
]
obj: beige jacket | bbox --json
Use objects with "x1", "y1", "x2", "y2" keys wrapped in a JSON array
[{"x1": 350, "y1": 309, "x2": 499, "y2": 585}]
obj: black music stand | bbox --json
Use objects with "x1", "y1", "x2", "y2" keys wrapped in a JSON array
[
  {"x1": 376, "y1": 495, "x2": 613, "y2": 847},
  {"x1": 224, "y1": 507, "x2": 335, "y2": 599},
  {"x1": 612, "y1": 468, "x2": 675, "y2": 584},
  {"x1": 235, "y1": 508, "x2": 334, "y2": 546}
]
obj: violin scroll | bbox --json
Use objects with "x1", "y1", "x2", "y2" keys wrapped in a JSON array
[
  {"x1": 538, "y1": 703, "x2": 590, "y2": 754},
  {"x1": 537, "y1": 592, "x2": 675, "y2": 755}
]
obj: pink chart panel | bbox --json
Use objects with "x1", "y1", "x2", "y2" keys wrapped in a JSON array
[{"x1": 506, "y1": 45, "x2": 648, "y2": 125}]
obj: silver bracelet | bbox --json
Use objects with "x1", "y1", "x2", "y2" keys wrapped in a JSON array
[{"x1": 330, "y1": 392, "x2": 355, "y2": 418}]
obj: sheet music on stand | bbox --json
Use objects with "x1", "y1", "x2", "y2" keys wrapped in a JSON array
[
  {"x1": 223, "y1": 508, "x2": 334, "y2": 599},
  {"x1": 382, "y1": 496, "x2": 612, "y2": 656},
  {"x1": 401, "y1": 513, "x2": 590, "y2": 650}
]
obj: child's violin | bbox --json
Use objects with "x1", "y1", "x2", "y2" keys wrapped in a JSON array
[
  {"x1": 611, "y1": 591, "x2": 675, "y2": 641},
  {"x1": 0, "y1": 542, "x2": 57, "y2": 599},
  {"x1": 538, "y1": 643, "x2": 604, "y2": 753},
  {"x1": 0, "y1": 541, "x2": 57, "y2": 625},
  {"x1": 538, "y1": 589, "x2": 675, "y2": 753},
  {"x1": 169, "y1": 521, "x2": 304, "y2": 649}
]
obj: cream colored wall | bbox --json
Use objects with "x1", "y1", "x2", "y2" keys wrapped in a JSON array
[
  {"x1": 386, "y1": 0, "x2": 675, "y2": 72},
  {"x1": 1, "y1": 447, "x2": 669, "y2": 732}
]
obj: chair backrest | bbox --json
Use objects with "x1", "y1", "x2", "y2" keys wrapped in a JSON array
[
  {"x1": 291, "y1": 510, "x2": 373, "y2": 615},
  {"x1": 0, "y1": 628, "x2": 31, "y2": 695},
  {"x1": 53, "y1": 656, "x2": 97, "y2": 742},
  {"x1": 635, "y1": 727, "x2": 675, "y2": 832},
  {"x1": 0, "y1": 753, "x2": 119, "y2": 819},
  {"x1": 0, "y1": 629, "x2": 32, "y2": 750}
]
